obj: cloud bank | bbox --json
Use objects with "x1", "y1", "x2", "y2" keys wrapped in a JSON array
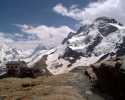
[
  {"x1": 0, "y1": 24, "x2": 73, "y2": 49},
  {"x1": 0, "y1": 32, "x2": 14, "y2": 43},
  {"x1": 15, "y1": 24, "x2": 74, "y2": 48},
  {"x1": 53, "y1": 0, "x2": 125, "y2": 24}
]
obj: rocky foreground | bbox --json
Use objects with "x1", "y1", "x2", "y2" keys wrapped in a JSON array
[
  {"x1": 0, "y1": 56, "x2": 125, "y2": 100},
  {"x1": 0, "y1": 65, "x2": 103, "y2": 100},
  {"x1": 0, "y1": 73, "x2": 91, "y2": 100}
]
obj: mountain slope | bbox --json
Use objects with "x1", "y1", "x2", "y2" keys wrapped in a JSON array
[
  {"x1": 67, "y1": 17, "x2": 125, "y2": 56},
  {"x1": 46, "y1": 17, "x2": 125, "y2": 75},
  {"x1": 0, "y1": 17, "x2": 125, "y2": 75}
]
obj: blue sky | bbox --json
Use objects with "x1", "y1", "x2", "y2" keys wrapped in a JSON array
[
  {"x1": 0, "y1": 0, "x2": 90, "y2": 33},
  {"x1": 0, "y1": 0, "x2": 123, "y2": 49}
]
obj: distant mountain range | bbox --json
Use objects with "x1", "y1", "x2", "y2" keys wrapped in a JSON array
[{"x1": 0, "y1": 17, "x2": 125, "y2": 75}]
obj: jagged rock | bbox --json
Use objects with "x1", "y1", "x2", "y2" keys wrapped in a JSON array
[
  {"x1": 62, "y1": 47, "x2": 82, "y2": 63},
  {"x1": 64, "y1": 16, "x2": 125, "y2": 57},
  {"x1": 85, "y1": 57, "x2": 125, "y2": 100},
  {"x1": 62, "y1": 32, "x2": 75, "y2": 44},
  {"x1": 116, "y1": 37, "x2": 125, "y2": 56},
  {"x1": 85, "y1": 67, "x2": 97, "y2": 80}
]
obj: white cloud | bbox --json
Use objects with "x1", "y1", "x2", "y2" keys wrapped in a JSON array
[
  {"x1": 14, "y1": 24, "x2": 30, "y2": 29},
  {"x1": 0, "y1": 32, "x2": 14, "y2": 43},
  {"x1": 53, "y1": 0, "x2": 125, "y2": 24},
  {"x1": 0, "y1": 24, "x2": 73, "y2": 49},
  {"x1": 53, "y1": 3, "x2": 84, "y2": 22},
  {"x1": 16, "y1": 24, "x2": 74, "y2": 48}
]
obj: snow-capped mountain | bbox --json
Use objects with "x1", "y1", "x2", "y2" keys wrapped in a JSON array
[
  {"x1": 66, "y1": 17, "x2": 125, "y2": 57},
  {"x1": 0, "y1": 16, "x2": 125, "y2": 75},
  {"x1": 0, "y1": 42, "x2": 55, "y2": 68},
  {"x1": 45, "y1": 17, "x2": 125, "y2": 75},
  {"x1": 0, "y1": 43, "x2": 22, "y2": 65}
]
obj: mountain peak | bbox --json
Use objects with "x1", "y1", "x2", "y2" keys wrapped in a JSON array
[
  {"x1": 95, "y1": 16, "x2": 119, "y2": 24},
  {"x1": 67, "y1": 17, "x2": 125, "y2": 57}
]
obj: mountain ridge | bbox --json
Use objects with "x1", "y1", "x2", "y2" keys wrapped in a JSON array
[{"x1": 0, "y1": 16, "x2": 125, "y2": 75}]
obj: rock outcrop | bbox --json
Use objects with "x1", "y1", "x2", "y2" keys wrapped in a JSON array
[{"x1": 85, "y1": 57, "x2": 125, "y2": 100}]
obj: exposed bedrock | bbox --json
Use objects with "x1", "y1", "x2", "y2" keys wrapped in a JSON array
[{"x1": 85, "y1": 57, "x2": 125, "y2": 100}]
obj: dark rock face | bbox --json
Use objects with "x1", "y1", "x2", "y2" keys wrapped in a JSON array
[
  {"x1": 86, "y1": 34, "x2": 103, "y2": 56},
  {"x1": 95, "y1": 17, "x2": 120, "y2": 24},
  {"x1": 98, "y1": 24, "x2": 118, "y2": 36},
  {"x1": 62, "y1": 16, "x2": 125, "y2": 59},
  {"x1": 85, "y1": 57, "x2": 125, "y2": 100},
  {"x1": 63, "y1": 47, "x2": 82, "y2": 59},
  {"x1": 62, "y1": 32, "x2": 75, "y2": 44},
  {"x1": 116, "y1": 37, "x2": 125, "y2": 56},
  {"x1": 62, "y1": 25, "x2": 90, "y2": 44},
  {"x1": 62, "y1": 47, "x2": 82, "y2": 64},
  {"x1": 95, "y1": 17, "x2": 119, "y2": 36}
]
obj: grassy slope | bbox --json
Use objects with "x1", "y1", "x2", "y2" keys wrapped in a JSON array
[
  {"x1": 0, "y1": 73, "x2": 85, "y2": 100},
  {"x1": 0, "y1": 66, "x2": 106, "y2": 100}
]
